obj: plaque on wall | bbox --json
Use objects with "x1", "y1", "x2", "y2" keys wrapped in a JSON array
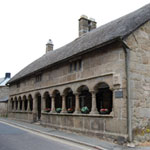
[{"x1": 115, "y1": 91, "x2": 123, "y2": 98}]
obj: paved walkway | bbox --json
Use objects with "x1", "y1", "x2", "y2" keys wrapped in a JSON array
[{"x1": 0, "y1": 118, "x2": 149, "y2": 150}]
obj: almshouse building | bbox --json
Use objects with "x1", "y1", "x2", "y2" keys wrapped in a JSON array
[{"x1": 7, "y1": 4, "x2": 150, "y2": 142}]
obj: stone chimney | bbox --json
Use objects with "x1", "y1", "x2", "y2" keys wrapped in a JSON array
[
  {"x1": 5, "y1": 73, "x2": 11, "y2": 79},
  {"x1": 46, "y1": 39, "x2": 53, "y2": 53},
  {"x1": 79, "y1": 15, "x2": 97, "y2": 36}
]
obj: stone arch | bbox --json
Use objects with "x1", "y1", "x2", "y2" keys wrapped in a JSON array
[
  {"x1": 77, "y1": 85, "x2": 92, "y2": 113},
  {"x1": 43, "y1": 91, "x2": 51, "y2": 112},
  {"x1": 94, "y1": 82, "x2": 112, "y2": 114},
  {"x1": 28, "y1": 94, "x2": 33, "y2": 111},
  {"x1": 52, "y1": 89, "x2": 62, "y2": 113},
  {"x1": 63, "y1": 87, "x2": 75, "y2": 113}
]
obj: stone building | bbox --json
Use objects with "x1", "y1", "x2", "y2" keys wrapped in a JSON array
[
  {"x1": 0, "y1": 73, "x2": 11, "y2": 116},
  {"x1": 7, "y1": 4, "x2": 150, "y2": 142}
]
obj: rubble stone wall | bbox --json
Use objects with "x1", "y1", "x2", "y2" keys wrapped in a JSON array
[{"x1": 125, "y1": 21, "x2": 150, "y2": 142}]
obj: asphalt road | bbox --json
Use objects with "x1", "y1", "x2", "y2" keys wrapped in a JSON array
[{"x1": 0, "y1": 122, "x2": 88, "y2": 150}]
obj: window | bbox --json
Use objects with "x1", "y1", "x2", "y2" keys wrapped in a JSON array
[
  {"x1": 74, "y1": 61, "x2": 77, "y2": 71},
  {"x1": 69, "y1": 59, "x2": 82, "y2": 73},
  {"x1": 70, "y1": 63, "x2": 73, "y2": 72},
  {"x1": 17, "y1": 82, "x2": 20, "y2": 88},
  {"x1": 78, "y1": 60, "x2": 82, "y2": 70},
  {"x1": 35, "y1": 74, "x2": 42, "y2": 82}
]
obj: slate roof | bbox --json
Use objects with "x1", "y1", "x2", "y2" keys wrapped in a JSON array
[
  {"x1": 8, "y1": 3, "x2": 150, "y2": 84},
  {"x1": 0, "y1": 78, "x2": 10, "y2": 86},
  {"x1": 0, "y1": 78, "x2": 4, "y2": 84}
]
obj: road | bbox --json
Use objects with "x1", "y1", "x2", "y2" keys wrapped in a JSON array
[{"x1": 0, "y1": 122, "x2": 93, "y2": 150}]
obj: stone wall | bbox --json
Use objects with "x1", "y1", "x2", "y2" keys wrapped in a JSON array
[
  {"x1": 125, "y1": 21, "x2": 150, "y2": 142},
  {"x1": 0, "y1": 86, "x2": 9, "y2": 100},
  {"x1": 0, "y1": 102, "x2": 8, "y2": 117},
  {"x1": 8, "y1": 112, "x2": 33, "y2": 122},
  {"x1": 10, "y1": 43, "x2": 126, "y2": 95},
  {"x1": 9, "y1": 42, "x2": 128, "y2": 141},
  {"x1": 0, "y1": 86, "x2": 9, "y2": 117},
  {"x1": 41, "y1": 113, "x2": 127, "y2": 140}
]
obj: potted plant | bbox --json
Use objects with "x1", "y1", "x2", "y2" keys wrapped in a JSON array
[
  {"x1": 67, "y1": 108, "x2": 74, "y2": 113},
  {"x1": 44, "y1": 108, "x2": 51, "y2": 112},
  {"x1": 81, "y1": 106, "x2": 89, "y2": 114},
  {"x1": 56, "y1": 108, "x2": 62, "y2": 113},
  {"x1": 100, "y1": 108, "x2": 109, "y2": 114}
]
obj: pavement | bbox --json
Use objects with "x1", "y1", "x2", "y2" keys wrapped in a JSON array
[{"x1": 0, "y1": 118, "x2": 150, "y2": 150}]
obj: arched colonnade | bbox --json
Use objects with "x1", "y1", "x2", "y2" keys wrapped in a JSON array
[{"x1": 10, "y1": 82, "x2": 113, "y2": 119}]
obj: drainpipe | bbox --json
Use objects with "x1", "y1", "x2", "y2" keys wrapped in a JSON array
[{"x1": 122, "y1": 40, "x2": 132, "y2": 143}]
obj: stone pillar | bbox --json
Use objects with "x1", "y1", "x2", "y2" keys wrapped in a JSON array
[
  {"x1": 41, "y1": 96, "x2": 46, "y2": 113},
  {"x1": 50, "y1": 96, "x2": 55, "y2": 113},
  {"x1": 61, "y1": 95, "x2": 67, "y2": 113},
  {"x1": 74, "y1": 93, "x2": 80, "y2": 114},
  {"x1": 14, "y1": 100, "x2": 16, "y2": 111},
  {"x1": 90, "y1": 91, "x2": 99, "y2": 114},
  {"x1": 22, "y1": 100, "x2": 25, "y2": 111},
  {"x1": 18, "y1": 100, "x2": 20, "y2": 111},
  {"x1": 27, "y1": 99, "x2": 30, "y2": 112}
]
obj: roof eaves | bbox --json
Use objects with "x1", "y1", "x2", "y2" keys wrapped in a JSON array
[{"x1": 8, "y1": 37, "x2": 122, "y2": 85}]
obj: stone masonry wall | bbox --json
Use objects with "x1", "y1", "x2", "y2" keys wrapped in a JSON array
[
  {"x1": 125, "y1": 21, "x2": 150, "y2": 142},
  {"x1": 0, "y1": 86, "x2": 9, "y2": 117},
  {"x1": 0, "y1": 86, "x2": 9, "y2": 100},
  {"x1": 9, "y1": 42, "x2": 128, "y2": 140},
  {"x1": 10, "y1": 43, "x2": 126, "y2": 95}
]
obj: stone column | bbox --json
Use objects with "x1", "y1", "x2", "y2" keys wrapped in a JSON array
[
  {"x1": 90, "y1": 91, "x2": 99, "y2": 114},
  {"x1": 74, "y1": 93, "x2": 80, "y2": 114},
  {"x1": 50, "y1": 96, "x2": 55, "y2": 113},
  {"x1": 14, "y1": 100, "x2": 16, "y2": 111},
  {"x1": 27, "y1": 99, "x2": 30, "y2": 112},
  {"x1": 18, "y1": 100, "x2": 20, "y2": 111},
  {"x1": 22, "y1": 100, "x2": 25, "y2": 111},
  {"x1": 41, "y1": 96, "x2": 46, "y2": 113},
  {"x1": 61, "y1": 95, "x2": 67, "y2": 113}
]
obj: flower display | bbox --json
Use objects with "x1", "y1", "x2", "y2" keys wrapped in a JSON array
[
  {"x1": 67, "y1": 108, "x2": 74, "y2": 113},
  {"x1": 56, "y1": 108, "x2": 62, "y2": 113},
  {"x1": 81, "y1": 106, "x2": 89, "y2": 114},
  {"x1": 44, "y1": 108, "x2": 51, "y2": 112},
  {"x1": 100, "y1": 108, "x2": 109, "y2": 114}
]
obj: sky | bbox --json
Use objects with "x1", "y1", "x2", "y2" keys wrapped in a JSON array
[{"x1": 0, "y1": 0, "x2": 150, "y2": 78}]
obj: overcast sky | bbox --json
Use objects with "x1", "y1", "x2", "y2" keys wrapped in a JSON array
[{"x1": 0, "y1": 0, "x2": 150, "y2": 78}]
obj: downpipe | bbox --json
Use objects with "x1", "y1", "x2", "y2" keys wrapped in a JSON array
[{"x1": 122, "y1": 41, "x2": 132, "y2": 143}]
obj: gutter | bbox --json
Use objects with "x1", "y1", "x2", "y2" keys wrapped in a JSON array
[{"x1": 122, "y1": 40, "x2": 132, "y2": 142}]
